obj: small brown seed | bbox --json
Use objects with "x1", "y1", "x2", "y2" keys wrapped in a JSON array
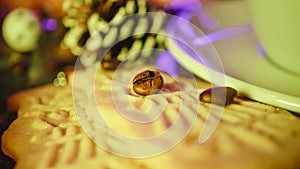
[
  {"x1": 199, "y1": 87, "x2": 237, "y2": 106},
  {"x1": 132, "y1": 69, "x2": 164, "y2": 96}
]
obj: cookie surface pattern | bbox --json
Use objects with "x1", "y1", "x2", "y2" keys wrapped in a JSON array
[{"x1": 2, "y1": 69, "x2": 300, "y2": 169}]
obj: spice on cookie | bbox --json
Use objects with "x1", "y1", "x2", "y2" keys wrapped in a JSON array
[{"x1": 199, "y1": 86, "x2": 237, "y2": 106}]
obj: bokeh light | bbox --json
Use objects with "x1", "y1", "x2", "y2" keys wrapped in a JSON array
[{"x1": 41, "y1": 18, "x2": 57, "y2": 31}]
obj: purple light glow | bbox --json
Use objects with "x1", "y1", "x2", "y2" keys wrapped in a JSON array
[
  {"x1": 155, "y1": 51, "x2": 179, "y2": 76},
  {"x1": 197, "y1": 11, "x2": 217, "y2": 30},
  {"x1": 193, "y1": 24, "x2": 253, "y2": 47},
  {"x1": 257, "y1": 44, "x2": 267, "y2": 59},
  {"x1": 164, "y1": 0, "x2": 202, "y2": 12},
  {"x1": 176, "y1": 14, "x2": 198, "y2": 38},
  {"x1": 41, "y1": 18, "x2": 57, "y2": 31}
]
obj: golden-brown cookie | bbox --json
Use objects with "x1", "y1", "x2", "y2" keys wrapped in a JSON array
[{"x1": 2, "y1": 68, "x2": 300, "y2": 169}]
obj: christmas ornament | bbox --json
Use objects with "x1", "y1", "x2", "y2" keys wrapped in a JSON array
[{"x1": 2, "y1": 8, "x2": 40, "y2": 52}]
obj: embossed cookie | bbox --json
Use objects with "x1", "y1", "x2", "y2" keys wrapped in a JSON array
[{"x1": 2, "y1": 68, "x2": 300, "y2": 169}]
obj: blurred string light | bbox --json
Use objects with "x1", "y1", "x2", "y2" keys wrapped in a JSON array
[
  {"x1": 53, "y1": 71, "x2": 67, "y2": 86},
  {"x1": 41, "y1": 18, "x2": 58, "y2": 31}
]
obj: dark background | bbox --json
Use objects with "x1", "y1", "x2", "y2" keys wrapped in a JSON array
[{"x1": 0, "y1": 1, "x2": 70, "y2": 168}]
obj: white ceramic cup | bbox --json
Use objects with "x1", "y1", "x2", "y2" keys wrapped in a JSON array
[{"x1": 246, "y1": 0, "x2": 300, "y2": 76}]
